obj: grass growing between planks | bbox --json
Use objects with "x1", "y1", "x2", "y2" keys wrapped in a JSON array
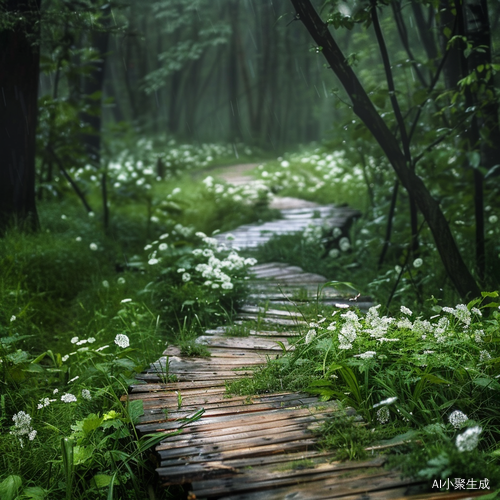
[
  {"x1": 227, "y1": 297, "x2": 500, "y2": 491},
  {"x1": 0, "y1": 140, "x2": 272, "y2": 499}
]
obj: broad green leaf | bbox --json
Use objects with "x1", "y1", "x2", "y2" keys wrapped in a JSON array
[
  {"x1": 0, "y1": 475, "x2": 22, "y2": 500},
  {"x1": 82, "y1": 414, "x2": 104, "y2": 435},
  {"x1": 92, "y1": 474, "x2": 113, "y2": 488}
]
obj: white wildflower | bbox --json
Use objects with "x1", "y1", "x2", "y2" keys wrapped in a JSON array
[
  {"x1": 89, "y1": 243, "x2": 98, "y2": 251},
  {"x1": 488, "y1": 215, "x2": 498, "y2": 224},
  {"x1": 158, "y1": 243, "x2": 168, "y2": 251},
  {"x1": 479, "y1": 350, "x2": 491, "y2": 362},
  {"x1": 102, "y1": 280, "x2": 109, "y2": 288},
  {"x1": 81, "y1": 389, "x2": 92, "y2": 401},
  {"x1": 10, "y1": 315, "x2": 16, "y2": 322},
  {"x1": 413, "y1": 258, "x2": 423, "y2": 268},
  {"x1": 61, "y1": 393, "x2": 77, "y2": 403},
  {"x1": 70, "y1": 337, "x2": 79, "y2": 344},
  {"x1": 121, "y1": 298, "x2": 132, "y2": 303},
  {"x1": 449, "y1": 410, "x2": 468, "y2": 429},
  {"x1": 456, "y1": 426, "x2": 482, "y2": 452},
  {"x1": 117, "y1": 277, "x2": 126, "y2": 285},
  {"x1": 328, "y1": 248, "x2": 340, "y2": 259},
  {"x1": 354, "y1": 351, "x2": 377, "y2": 359},
  {"x1": 474, "y1": 330, "x2": 484, "y2": 343},
  {"x1": 62, "y1": 355, "x2": 69, "y2": 362},
  {"x1": 114, "y1": 334, "x2": 130, "y2": 348},
  {"x1": 182, "y1": 273, "x2": 191, "y2": 282},
  {"x1": 68, "y1": 376, "x2": 79, "y2": 383},
  {"x1": 221, "y1": 282, "x2": 234, "y2": 290},
  {"x1": 339, "y1": 237, "x2": 350, "y2": 252},
  {"x1": 305, "y1": 329, "x2": 317, "y2": 344},
  {"x1": 377, "y1": 406, "x2": 390, "y2": 424},
  {"x1": 53, "y1": 388, "x2": 59, "y2": 394},
  {"x1": 148, "y1": 258, "x2": 159, "y2": 265},
  {"x1": 471, "y1": 307, "x2": 482, "y2": 316},
  {"x1": 400, "y1": 306, "x2": 412, "y2": 316}
]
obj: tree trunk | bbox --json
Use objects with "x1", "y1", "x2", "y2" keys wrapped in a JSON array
[
  {"x1": 289, "y1": 0, "x2": 481, "y2": 299},
  {"x1": 0, "y1": 0, "x2": 41, "y2": 235}
]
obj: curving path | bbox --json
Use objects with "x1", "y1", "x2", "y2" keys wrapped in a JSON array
[{"x1": 125, "y1": 165, "x2": 483, "y2": 499}]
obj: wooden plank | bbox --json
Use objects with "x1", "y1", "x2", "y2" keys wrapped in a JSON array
[
  {"x1": 136, "y1": 403, "x2": 344, "y2": 433},
  {"x1": 158, "y1": 451, "x2": 337, "y2": 485},
  {"x1": 205, "y1": 470, "x2": 420, "y2": 500},
  {"x1": 192, "y1": 457, "x2": 387, "y2": 497},
  {"x1": 159, "y1": 438, "x2": 318, "y2": 463}
]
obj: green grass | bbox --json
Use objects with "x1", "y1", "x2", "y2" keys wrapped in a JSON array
[{"x1": 0, "y1": 139, "x2": 278, "y2": 499}]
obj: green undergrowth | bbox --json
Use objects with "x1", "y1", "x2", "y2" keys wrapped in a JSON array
[
  {"x1": 0, "y1": 140, "x2": 275, "y2": 499},
  {"x1": 227, "y1": 296, "x2": 500, "y2": 491}
]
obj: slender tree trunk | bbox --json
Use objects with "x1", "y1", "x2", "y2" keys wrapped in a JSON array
[
  {"x1": 0, "y1": 0, "x2": 41, "y2": 235},
  {"x1": 289, "y1": 0, "x2": 481, "y2": 299}
]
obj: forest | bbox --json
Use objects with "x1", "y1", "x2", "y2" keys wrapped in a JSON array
[{"x1": 1, "y1": 0, "x2": 500, "y2": 498}]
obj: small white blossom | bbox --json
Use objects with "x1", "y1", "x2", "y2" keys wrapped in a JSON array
[
  {"x1": 182, "y1": 273, "x2": 191, "y2": 282},
  {"x1": 221, "y1": 282, "x2": 234, "y2": 290},
  {"x1": 81, "y1": 389, "x2": 92, "y2": 401},
  {"x1": 121, "y1": 298, "x2": 132, "y2": 303},
  {"x1": 479, "y1": 350, "x2": 491, "y2": 362},
  {"x1": 102, "y1": 280, "x2": 109, "y2": 288},
  {"x1": 400, "y1": 306, "x2": 412, "y2": 316},
  {"x1": 117, "y1": 277, "x2": 126, "y2": 285},
  {"x1": 354, "y1": 351, "x2": 377, "y2": 359},
  {"x1": 305, "y1": 329, "x2": 317, "y2": 344},
  {"x1": 456, "y1": 426, "x2": 482, "y2": 452},
  {"x1": 89, "y1": 243, "x2": 98, "y2": 251},
  {"x1": 10, "y1": 315, "x2": 16, "y2": 322},
  {"x1": 62, "y1": 355, "x2": 69, "y2": 362},
  {"x1": 53, "y1": 388, "x2": 59, "y2": 394},
  {"x1": 413, "y1": 258, "x2": 423, "y2": 268},
  {"x1": 329, "y1": 248, "x2": 340, "y2": 259},
  {"x1": 377, "y1": 406, "x2": 390, "y2": 424},
  {"x1": 449, "y1": 410, "x2": 468, "y2": 429},
  {"x1": 114, "y1": 334, "x2": 130, "y2": 348},
  {"x1": 61, "y1": 393, "x2": 77, "y2": 403},
  {"x1": 339, "y1": 237, "x2": 351, "y2": 252},
  {"x1": 148, "y1": 258, "x2": 159, "y2": 265},
  {"x1": 70, "y1": 337, "x2": 79, "y2": 344},
  {"x1": 68, "y1": 376, "x2": 79, "y2": 383},
  {"x1": 488, "y1": 215, "x2": 498, "y2": 224},
  {"x1": 87, "y1": 337, "x2": 95, "y2": 343}
]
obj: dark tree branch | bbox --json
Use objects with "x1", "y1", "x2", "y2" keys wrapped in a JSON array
[{"x1": 289, "y1": 0, "x2": 481, "y2": 299}]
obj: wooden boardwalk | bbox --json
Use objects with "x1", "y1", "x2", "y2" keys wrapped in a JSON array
[{"x1": 125, "y1": 195, "x2": 487, "y2": 499}]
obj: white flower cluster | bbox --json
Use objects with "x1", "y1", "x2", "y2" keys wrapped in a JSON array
[
  {"x1": 338, "y1": 310, "x2": 361, "y2": 349},
  {"x1": 190, "y1": 234, "x2": 257, "y2": 291},
  {"x1": 258, "y1": 150, "x2": 364, "y2": 197},
  {"x1": 456, "y1": 426, "x2": 482, "y2": 452},
  {"x1": 114, "y1": 334, "x2": 130, "y2": 349},
  {"x1": 70, "y1": 336, "x2": 96, "y2": 345},
  {"x1": 442, "y1": 304, "x2": 472, "y2": 328},
  {"x1": 449, "y1": 410, "x2": 468, "y2": 429},
  {"x1": 202, "y1": 175, "x2": 272, "y2": 206},
  {"x1": 10, "y1": 411, "x2": 37, "y2": 447}
]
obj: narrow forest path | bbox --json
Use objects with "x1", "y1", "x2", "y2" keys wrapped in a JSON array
[{"x1": 125, "y1": 165, "x2": 482, "y2": 499}]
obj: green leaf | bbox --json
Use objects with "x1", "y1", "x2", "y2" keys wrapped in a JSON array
[
  {"x1": 23, "y1": 486, "x2": 47, "y2": 499},
  {"x1": 73, "y1": 445, "x2": 93, "y2": 466},
  {"x1": 82, "y1": 414, "x2": 104, "y2": 435},
  {"x1": 92, "y1": 474, "x2": 113, "y2": 488},
  {"x1": 443, "y1": 26, "x2": 452, "y2": 39},
  {"x1": 0, "y1": 475, "x2": 22, "y2": 500},
  {"x1": 127, "y1": 399, "x2": 144, "y2": 425},
  {"x1": 481, "y1": 291, "x2": 499, "y2": 298},
  {"x1": 473, "y1": 377, "x2": 500, "y2": 391}
]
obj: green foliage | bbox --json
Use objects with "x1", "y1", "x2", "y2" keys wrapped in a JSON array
[{"x1": 230, "y1": 296, "x2": 500, "y2": 483}]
